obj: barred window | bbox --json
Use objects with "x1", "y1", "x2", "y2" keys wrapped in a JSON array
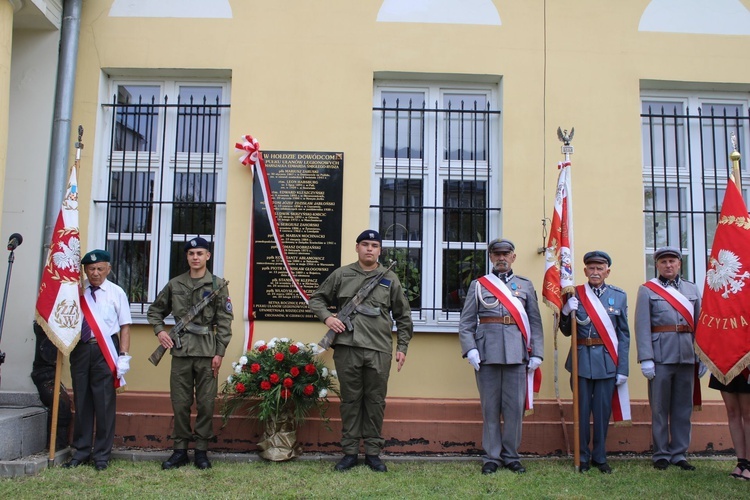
[
  {"x1": 373, "y1": 83, "x2": 501, "y2": 330},
  {"x1": 98, "y1": 81, "x2": 230, "y2": 315},
  {"x1": 641, "y1": 91, "x2": 749, "y2": 283}
]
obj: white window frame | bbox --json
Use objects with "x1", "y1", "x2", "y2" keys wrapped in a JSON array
[
  {"x1": 91, "y1": 75, "x2": 231, "y2": 321},
  {"x1": 372, "y1": 80, "x2": 502, "y2": 332}
]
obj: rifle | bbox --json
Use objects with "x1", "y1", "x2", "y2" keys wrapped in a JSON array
[
  {"x1": 318, "y1": 261, "x2": 397, "y2": 350},
  {"x1": 148, "y1": 280, "x2": 230, "y2": 366}
]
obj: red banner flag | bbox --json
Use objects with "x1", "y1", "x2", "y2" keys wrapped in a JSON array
[
  {"x1": 34, "y1": 166, "x2": 82, "y2": 356},
  {"x1": 695, "y1": 178, "x2": 750, "y2": 384},
  {"x1": 543, "y1": 161, "x2": 575, "y2": 315}
]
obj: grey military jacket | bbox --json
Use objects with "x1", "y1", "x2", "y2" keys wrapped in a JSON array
[
  {"x1": 560, "y1": 284, "x2": 630, "y2": 379},
  {"x1": 459, "y1": 273, "x2": 544, "y2": 365},
  {"x1": 634, "y1": 279, "x2": 701, "y2": 365}
]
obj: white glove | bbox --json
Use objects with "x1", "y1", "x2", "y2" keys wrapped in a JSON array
[
  {"x1": 117, "y1": 355, "x2": 131, "y2": 378},
  {"x1": 698, "y1": 362, "x2": 708, "y2": 378},
  {"x1": 466, "y1": 349, "x2": 480, "y2": 371},
  {"x1": 616, "y1": 374, "x2": 628, "y2": 386},
  {"x1": 528, "y1": 356, "x2": 542, "y2": 371},
  {"x1": 561, "y1": 297, "x2": 579, "y2": 316},
  {"x1": 641, "y1": 360, "x2": 656, "y2": 380}
]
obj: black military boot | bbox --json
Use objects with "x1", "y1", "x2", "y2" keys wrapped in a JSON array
[
  {"x1": 162, "y1": 449, "x2": 190, "y2": 470},
  {"x1": 194, "y1": 450, "x2": 212, "y2": 470}
]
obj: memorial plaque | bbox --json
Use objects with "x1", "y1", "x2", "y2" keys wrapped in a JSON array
[{"x1": 252, "y1": 151, "x2": 343, "y2": 321}]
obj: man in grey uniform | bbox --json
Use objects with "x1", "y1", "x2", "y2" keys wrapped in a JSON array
[
  {"x1": 635, "y1": 246, "x2": 704, "y2": 471},
  {"x1": 459, "y1": 238, "x2": 544, "y2": 474},
  {"x1": 560, "y1": 250, "x2": 629, "y2": 473}
]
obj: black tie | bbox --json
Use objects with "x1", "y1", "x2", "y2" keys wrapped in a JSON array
[{"x1": 80, "y1": 286, "x2": 100, "y2": 343}]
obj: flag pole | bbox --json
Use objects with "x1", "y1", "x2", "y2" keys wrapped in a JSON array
[
  {"x1": 559, "y1": 130, "x2": 580, "y2": 471},
  {"x1": 730, "y1": 132, "x2": 742, "y2": 190}
]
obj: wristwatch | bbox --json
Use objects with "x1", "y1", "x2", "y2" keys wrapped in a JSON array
[{"x1": 119, "y1": 351, "x2": 129, "y2": 356}]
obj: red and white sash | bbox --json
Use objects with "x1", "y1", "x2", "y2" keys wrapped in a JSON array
[
  {"x1": 642, "y1": 279, "x2": 701, "y2": 409},
  {"x1": 643, "y1": 279, "x2": 695, "y2": 330},
  {"x1": 477, "y1": 273, "x2": 541, "y2": 415},
  {"x1": 80, "y1": 294, "x2": 124, "y2": 389},
  {"x1": 577, "y1": 284, "x2": 631, "y2": 423}
]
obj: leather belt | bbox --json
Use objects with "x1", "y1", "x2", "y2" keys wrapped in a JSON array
[
  {"x1": 651, "y1": 325, "x2": 693, "y2": 333},
  {"x1": 578, "y1": 337, "x2": 604, "y2": 347},
  {"x1": 479, "y1": 316, "x2": 516, "y2": 325}
]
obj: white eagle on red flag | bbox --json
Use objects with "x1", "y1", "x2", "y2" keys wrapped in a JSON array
[
  {"x1": 696, "y1": 178, "x2": 750, "y2": 384},
  {"x1": 35, "y1": 166, "x2": 82, "y2": 356}
]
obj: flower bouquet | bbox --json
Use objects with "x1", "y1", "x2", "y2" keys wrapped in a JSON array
[{"x1": 221, "y1": 337, "x2": 338, "y2": 461}]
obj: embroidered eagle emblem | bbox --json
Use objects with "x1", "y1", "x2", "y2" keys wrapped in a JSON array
[
  {"x1": 52, "y1": 237, "x2": 81, "y2": 273},
  {"x1": 706, "y1": 249, "x2": 750, "y2": 299}
]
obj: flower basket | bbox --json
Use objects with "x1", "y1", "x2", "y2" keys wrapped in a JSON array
[{"x1": 221, "y1": 338, "x2": 338, "y2": 461}]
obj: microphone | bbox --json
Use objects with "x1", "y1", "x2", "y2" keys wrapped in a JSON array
[{"x1": 7, "y1": 233, "x2": 23, "y2": 251}]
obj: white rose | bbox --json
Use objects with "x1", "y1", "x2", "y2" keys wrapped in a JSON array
[
  {"x1": 231, "y1": 361, "x2": 237, "y2": 369},
  {"x1": 227, "y1": 375, "x2": 233, "y2": 384},
  {"x1": 321, "y1": 367, "x2": 328, "y2": 378},
  {"x1": 234, "y1": 364, "x2": 242, "y2": 374},
  {"x1": 253, "y1": 340, "x2": 266, "y2": 349},
  {"x1": 267, "y1": 340, "x2": 276, "y2": 349},
  {"x1": 331, "y1": 370, "x2": 338, "y2": 378},
  {"x1": 311, "y1": 345, "x2": 321, "y2": 355},
  {"x1": 295, "y1": 342, "x2": 306, "y2": 351},
  {"x1": 280, "y1": 337, "x2": 290, "y2": 343},
  {"x1": 270, "y1": 337, "x2": 279, "y2": 344},
  {"x1": 319, "y1": 388, "x2": 328, "y2": 398},
  {"x1": 239, "y1": 356, "x2": 248, "y2": 366}
]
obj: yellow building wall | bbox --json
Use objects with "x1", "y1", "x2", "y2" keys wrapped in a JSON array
[{"x1": 65, "y1": 1, "x2": 750, "y2": 401}]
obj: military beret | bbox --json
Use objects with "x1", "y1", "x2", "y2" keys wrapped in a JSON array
[
  {"x1": 81, "y1": 249, "x2": 110, "y2": 265},
  {"x1": 184, "y1": 237, "x2": 211, "y2": 252},
  {"x1": 583, "y1": 250, "x2": 611, "y2": 266},
  {"x1": 356, "y1": 229, "x2": 382, "y2": 244},
  {"x1": 654, "y1": 246, "x2": 681, "y2": 261},
  {"x1": 488, "y1": 238, "x2": 515, "y2": 253}
]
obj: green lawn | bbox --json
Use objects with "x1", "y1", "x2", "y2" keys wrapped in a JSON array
[{"x1": 1, "y1": 458, "x2": 747, "y2": 499}]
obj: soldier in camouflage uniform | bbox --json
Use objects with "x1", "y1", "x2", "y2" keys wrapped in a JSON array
[
  {"x1": 148, "y1": 237, "x2": 233, "y2": 470},
  {"x1": 308, "y1": 229, "x2": 413, "y2": 473}
]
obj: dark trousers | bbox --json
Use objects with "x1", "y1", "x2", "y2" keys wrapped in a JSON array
[
  {"x1": 170, "y1": 356, "x2": 217, "y2": 451},
  {"x1": 333, "y1": 345, "x2": 392, "y2": 456},
  {"x1": 69, "y1": 338, "x2": 118, "y2": 462},
  {"x1": 577, "y1": 376, "x2": 616, "y2": 464}
]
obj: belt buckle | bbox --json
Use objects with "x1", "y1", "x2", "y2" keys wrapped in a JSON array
[{"x1": 503, "y1": 316, "x2": 512, "y2": 325}]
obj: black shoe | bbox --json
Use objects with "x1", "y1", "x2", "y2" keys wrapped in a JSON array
[
  {"x1": 674, "y1": 460, "x2": 696, "y2": 471},
  {"x1": 94, "y1": 461, "x2": 108, "y2": 471},
  {"x1": 62, "y1": 458, "x2": 88, "y2": 468},
  {"x1": 334, "y1": 454, "x2": 359, "y2": 472},
  {"x1": 592, "y1": 461, "x2": 611, "y2": 474},
  {"x1": 162, "y1": 450, "x2": 190, "y2": 470},
  {"x1": 653, "y1": 459, "x2": 670, "y2": 470},
  {"x1": 506, "y1": 461, "x2": 526, "y2": 474},
  {"x1": 579, "y1": 461, "x2": 590, "y2": 473},
  {"x1": 481, "y1": 462, "x2": 499, "y2": 475},
  {"x1": 364, "y1": 455, "x2": 387, "y2": 472},
  {"x1": 194, "y1": 450, "x2": 212, "y2": 470}
]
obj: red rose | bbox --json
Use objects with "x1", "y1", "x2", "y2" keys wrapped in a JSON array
[
  {"x1": 274, "y1": 352, "x2": 285, "y2": 362},
  {"x1": 280, "y1": 388, "x2": 291, "y2": 399},
  {"x1": 290, "y1": 366, "x2": 300, "y2": 378},
  {"x1": 250, "y1": 363, "x2": 261, "y2": 374},
  {"x1": 257, "y1": 345, "x2": 267, "y2": 352},
  {"x1": 283, "y1": 377, "x2": 293, "y2": 388},
  {"x1": 235, "y1": 382, "x2": 246, "y2": 394},
  {"x1": 305, "y1": 364, "x2": 317, "y2": 375},
  {"x1": 289, "y1": 344, "x2": 299, "y2": 354},
  {"x1": 269, "y1": 373, "x2": 280, "y2": 384},
  {"x1": 303, "y1": 384, "x2": 314, "y2": 396},
  {"x1": 260, "y1": 381, "x2": 271, "y2": 391}
]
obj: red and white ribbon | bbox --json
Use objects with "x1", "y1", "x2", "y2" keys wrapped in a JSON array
[
  {"x1": 236, "y1": 135, "x2": 310, "y2": 349},
  {"x1": 80, "y1": 295, "x2": 124, "y2": 389}
]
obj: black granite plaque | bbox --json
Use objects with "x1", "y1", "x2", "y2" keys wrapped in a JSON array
[{"x1": 252, "y1": 151, "x2": 343, "y2": 321}]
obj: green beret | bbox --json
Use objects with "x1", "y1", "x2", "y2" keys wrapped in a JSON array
[{"x1": 81, "y1": 249, "x2": 110, "y2": 265}]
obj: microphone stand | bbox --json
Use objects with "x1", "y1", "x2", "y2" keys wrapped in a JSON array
[{"x1": 0, "y1": 246, "x2": 18, "y2": 384}]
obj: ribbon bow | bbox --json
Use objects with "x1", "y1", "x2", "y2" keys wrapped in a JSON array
[{"x1": 235, "y1": 134, "x2": 261, "y2": 166}]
